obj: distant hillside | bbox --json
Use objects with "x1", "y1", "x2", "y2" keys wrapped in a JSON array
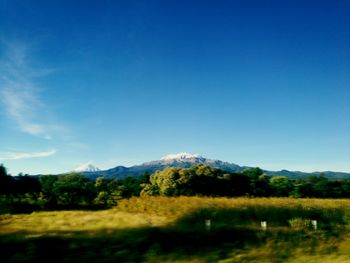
[
  {"x1": 265, "y1": 170, "x2": 350, "y2": 179},
  {"x1": 73, "y1": 152, "x2": 350, "y2": 180}
]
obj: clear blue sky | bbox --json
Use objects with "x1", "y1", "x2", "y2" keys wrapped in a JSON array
[{"x1": 0, "y1": 0, "x2": 349, "y2": 175}]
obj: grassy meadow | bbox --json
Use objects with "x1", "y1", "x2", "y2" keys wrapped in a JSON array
[{"x1": 1, "y1": 197, "x2": 350, "y2": 262}]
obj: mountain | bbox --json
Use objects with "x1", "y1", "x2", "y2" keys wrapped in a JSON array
[
  {"x1": 74, "y1": 163, "x2": 101, "y2": 173},
  {"x1": 78, "y1": 152, "x2": 246, "y2": 180},
  {"x1": 143, "y1": 152, "x2": 244, "y2": 171},
  {"x1": 75, "y1": 153, "x2": 350, "y2": 180}
]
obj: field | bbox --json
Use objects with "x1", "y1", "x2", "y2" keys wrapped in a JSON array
[{"x1": 1, "y1": 197, "x2": 350, "y2": 262}]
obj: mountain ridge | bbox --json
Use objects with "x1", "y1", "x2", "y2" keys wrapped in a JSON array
[{"x1": 75, "y1": 153, "x2": 350, "y2": 180}]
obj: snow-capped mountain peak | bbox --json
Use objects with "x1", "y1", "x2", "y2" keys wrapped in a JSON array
[
  {"x1": 160, "y1": 152, "x2": 202, "y2": 161},
  {"x1": 74, "y1": 162, "x2": 101, "y2": 173}
]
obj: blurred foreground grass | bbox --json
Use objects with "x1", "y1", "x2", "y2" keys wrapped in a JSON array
[{"x1": 1, "y1": 197, "x2": 350, "y2": 262}]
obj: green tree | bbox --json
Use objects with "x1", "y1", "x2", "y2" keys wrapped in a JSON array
[
  {"x1": 141, "y1": 166, "x2": 196, "y2": 196},
  {"x1": 222, "y1": 173, "x2": 251, "y2": 196},
  {"x1": 140, "y1": 183, "x2": 159, "y2": 196},
  {"x1": 0, "y1": 164, "x2": 13, "y2": 196},
  {"x1": 269, "y1": 176, "x2": 293, "y2": 196},
  {"x1": 0, "y1": 164, "x2": 7, "y2": 177},
  {"x1": 242, "y1": 167, "x2": 264, "y2": 178},
  {"x1": 310, "y1": 175, "x2": 329, "y2": 198},
  {"x1": 242, "y1": 168, "x2": 271, "y2": 197},
  {"x1": 14, "y1": 174, "x2": 41, "y2": 199},
  {"x1": 150, "y1": 167, "x2": 181, "y2": 196},
  {"x1": 52, "y1": 173, "x2": 96, "y2": 206},
  {"x1": 39, "y1": 175, "x2": 59, "y2": 205},
  {"x1": 95, "y1": 177, "x2": 108, "y2": 192},
  {"x1": 94, "y1": 191, "x2": 110, "y2": 205},
  {"x1": 142, "y1": 165, "x2": 237, "y2": 197}
]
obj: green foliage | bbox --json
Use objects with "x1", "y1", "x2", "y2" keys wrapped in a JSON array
[
  {"x1": 143, "y1": 165, "x2": 227, "y2": 196},
  {"x1": 0, "y1": 163, "x2": 7, "y2": 177},
  {"x1": 139, "y1": 165, "x2": 350, "y2": 198},
  {"x1": 94, "y1": 191, "x2": 110, "y2": 205},
  {"x1": 143, "y1": 165, "x2": 268, "y2": 197},
  {"x1": 95, "y1": 177, "x2": 107, "y2": 191},
  {"x1": 0, "y1": 164, "x2": 13, "y2": 196},
  {"x1": 39, "y1": 175, "x2": 58, "y2": 206},
  {"x1": 14, "y1": 174, "x2": 41, "y2": 197},
  {"x1": 242, "y1": 167, "x2": 264, "y2": 177},
  {"x1": 52, "y1": 173, "x2": 96, "y2": 206},
  {"x1": 270, "y1": 176, "x2": 293, "y2": 197},
  {"x1": 148, "y1": 167, "x2": 189, "y2": 196},
  {"x1": 140, "y1": 183, "x2": 159, "y2": 196},
  {"x1": 2, "y1": 163, "x2": 350, "y2": 213}
]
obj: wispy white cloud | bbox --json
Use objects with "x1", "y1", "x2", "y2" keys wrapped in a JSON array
[
  {"x1": 0, "y1": 149, "x2": 57, "y2": 160},
  {"x1": 0, "y1": 40, "x2": 62, "y2": 139}
]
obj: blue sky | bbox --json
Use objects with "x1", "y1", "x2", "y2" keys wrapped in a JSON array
[{"x1": 0, "y1": 0, "x2": 349, "y2": 175}]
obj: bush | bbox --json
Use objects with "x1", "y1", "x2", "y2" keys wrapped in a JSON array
[{"x1": 288, "y1": 218, "x2": 312, "y2": 230}]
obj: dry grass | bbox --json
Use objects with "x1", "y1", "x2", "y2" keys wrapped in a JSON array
[
  {"x1": 1, "y1": 197, "x2": 350, "y2": 262},
  {"x1": 116, "y1": 196, "x2": 350, "y2": 217},
  {"x1": 0, "y1": 209, "x2": 168, "y2": 236}
]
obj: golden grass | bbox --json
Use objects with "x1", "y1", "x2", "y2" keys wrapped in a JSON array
[
  {"x1": 116, "y1": 196, "x2": 350, "y2": 217},
  {"x1": 2, "y1": 197, "x2": 350, "y2": 236},
  {"x1": 1, "y1": 197, "x2": 350, "y2": 263},
  {"x1": 218, "y1": 235, "x2": 350, "y2": 263},
  {"x1": 0, "y1": 209, "x2": 168, "y2": 236}
]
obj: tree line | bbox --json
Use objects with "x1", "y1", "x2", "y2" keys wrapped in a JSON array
[
  {"x1": 1, "y1": 163, "x2": 350, "y2": 211},
  {"x1": 0, "y1": 164, "x2": 149, "y2": 210},
  {"x1": 140, "y1": 165, "x2": 350, "y2": 198}
]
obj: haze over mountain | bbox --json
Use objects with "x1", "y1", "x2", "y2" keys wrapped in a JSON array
[{"x1": 75, "y1": 153, "x2": 350, "y2": 180}]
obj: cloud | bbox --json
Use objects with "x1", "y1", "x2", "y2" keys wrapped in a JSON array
[
  {"x1": 0, "y1": 149, "x2": 57, "y2": 160},
  {"x1": 0, "y1": 40, "x2": 62, "y2": 139}
]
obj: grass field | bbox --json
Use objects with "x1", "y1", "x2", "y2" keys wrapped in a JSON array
[{"x1": 1, "y1": 197, "x2": 350, "y2": 262}]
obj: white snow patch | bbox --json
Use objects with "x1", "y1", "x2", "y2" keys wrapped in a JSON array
[
  {"x1": 161, "y1": 152, "x2": 202, "y2": 161},
  {"x1": 74, "y1": 162, "x2": 101, "y2": 172}
]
